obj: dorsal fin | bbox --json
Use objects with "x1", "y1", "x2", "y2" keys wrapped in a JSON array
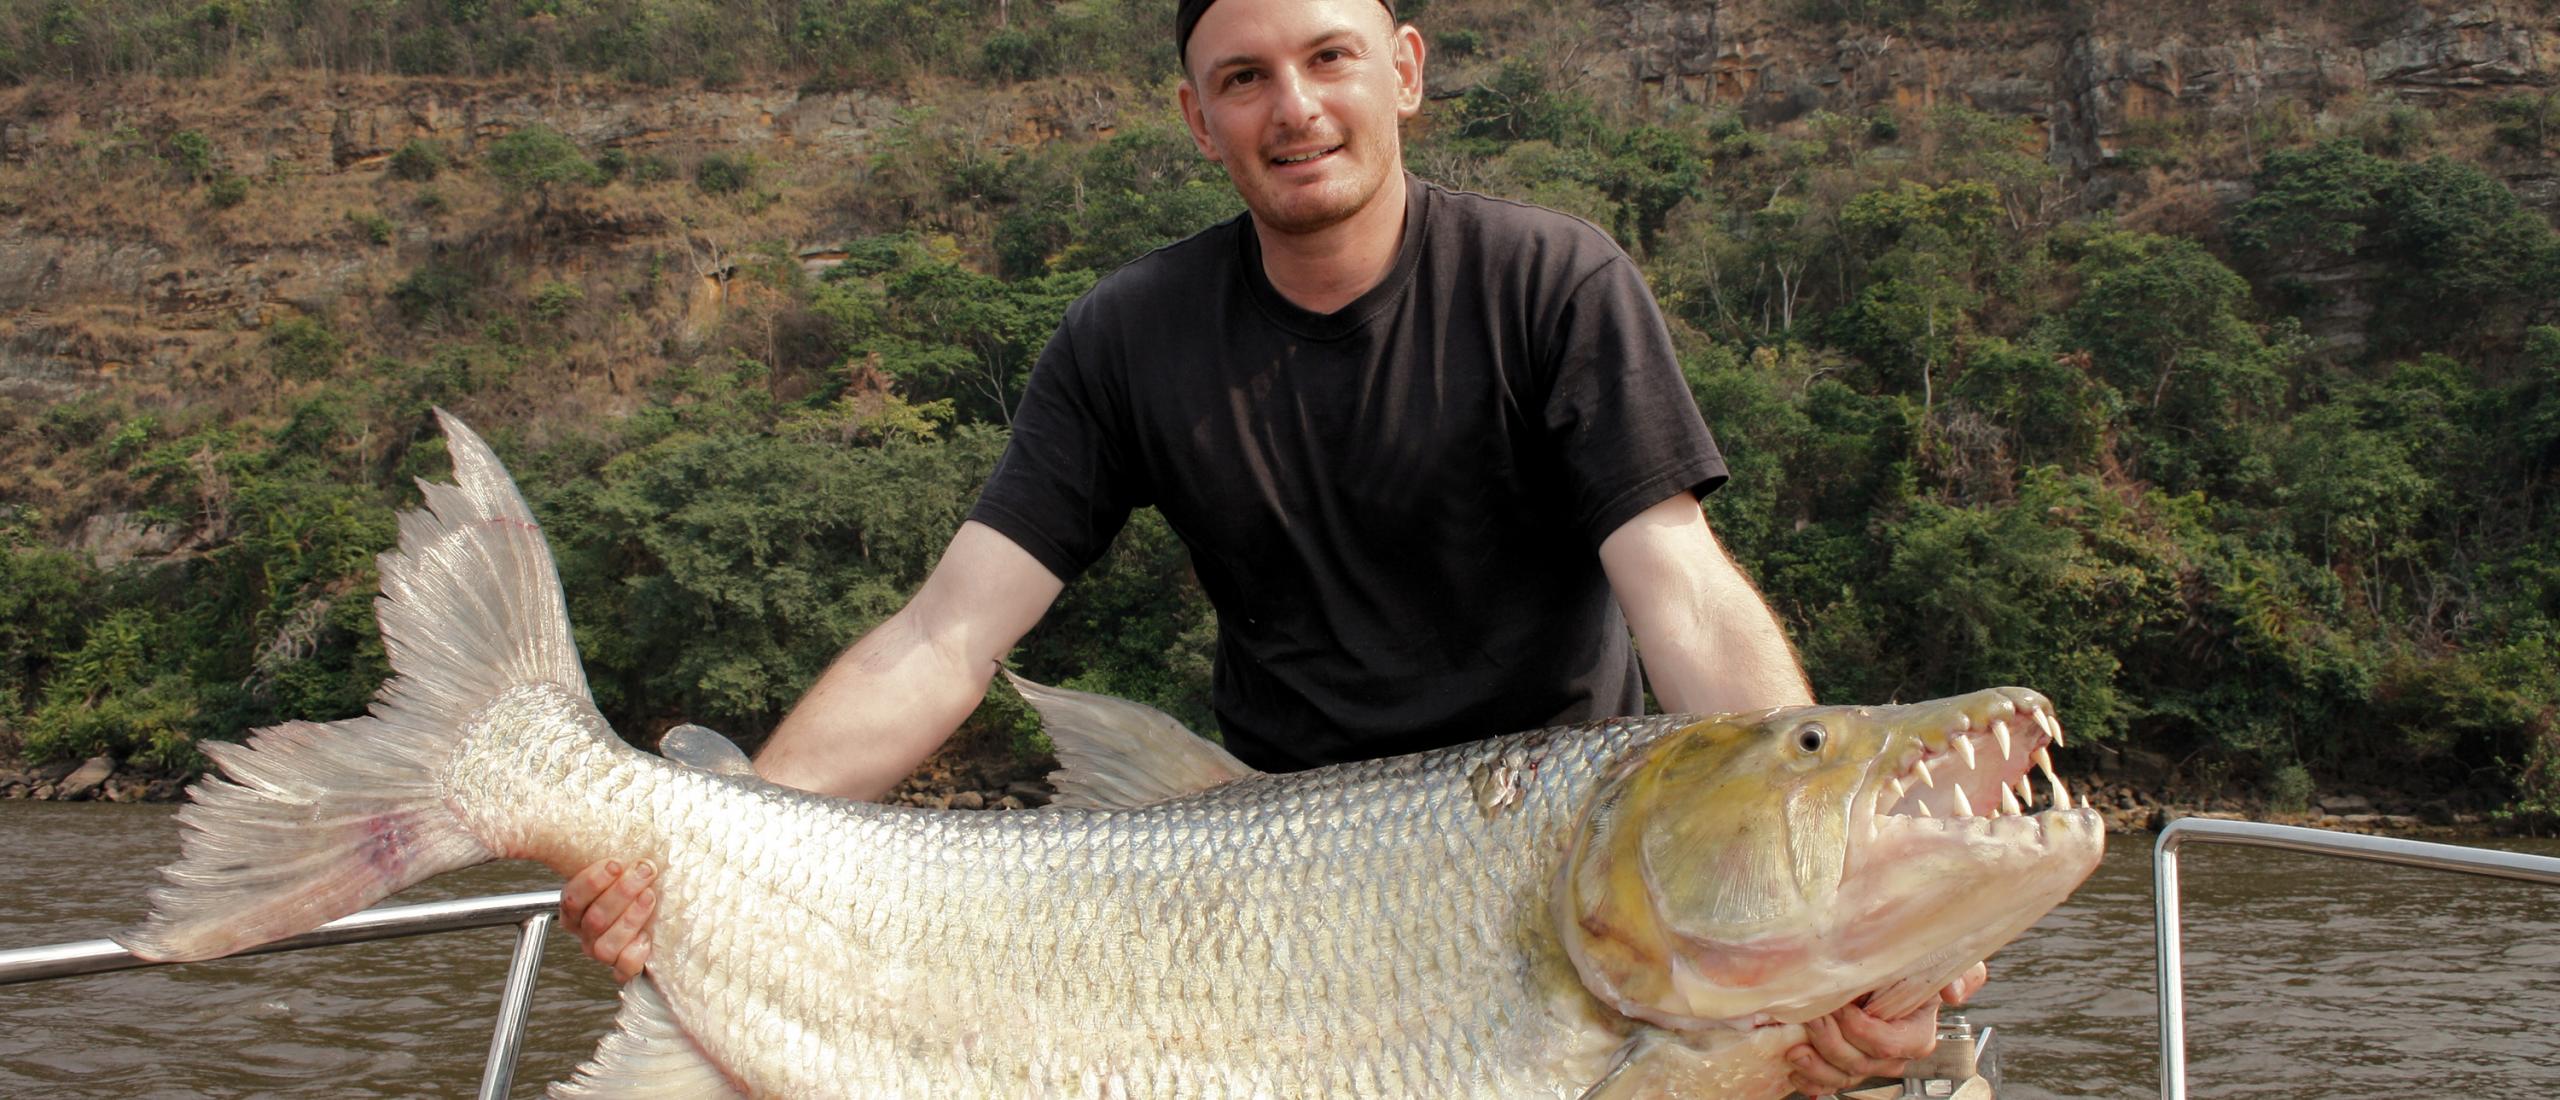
[
  {"x1": 1003, "y1": 670, "x2": 1258, "y2": 810},
  {"x1": 658, "y1": 724, "x2": 755, "y2": 777}
]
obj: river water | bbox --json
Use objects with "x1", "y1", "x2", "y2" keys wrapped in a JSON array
[{"x1": 2, "y1": 800, "x2": 2553, "y2": 1097}]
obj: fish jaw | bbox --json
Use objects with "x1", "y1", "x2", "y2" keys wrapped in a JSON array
[
  {"x1": 1831, "y1": 688, "x2": 2106, "y2": 1019},
  {"x1": 1553, "y1": 689, "x2": 2103, "y2": 1030}
]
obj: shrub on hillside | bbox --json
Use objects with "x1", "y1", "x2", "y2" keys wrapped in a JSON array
[
  {"x1": 389, "y1": 139, "x2": 446, "y2": 181},
  {"x1": 265, "y1": 316, "x2": 344, "y2": 380},
  {"x1": 695, "y1": 153, "x2": 754, "y2": 195},
  {"x1": 531, "y1": 280, "x2": 583, "y2": 321},
  {"x1": 206, "y1": 173, "x2": 248, "y2": 207},
  {"x1": 978, "y1": 29, "x2": 1048, "y2": 82},
  {"x1": 485, "y1": 125, "x2": 601, "y2": 213},
  {"x1": 391, "y1": 260, "x2": 479, "y2": 328},
  {"x1": 345, "y1": 209, "x2": 395, "y2": 245},
  {"x1": 167, "y1": 129, "x2": 215, "y2": 181}
]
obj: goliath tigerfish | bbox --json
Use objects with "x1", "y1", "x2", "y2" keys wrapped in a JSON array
[{"x1": 120, "y1": 412, "x2": 2104, "y2": 1098}]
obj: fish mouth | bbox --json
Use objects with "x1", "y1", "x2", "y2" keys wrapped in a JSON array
[
  {"x1": 1831, "y1": 687, "x2": 2106, "y2": 1019},
  {"x1": 1859, "y1": 687, "x2": 2086, "y2": 844}
]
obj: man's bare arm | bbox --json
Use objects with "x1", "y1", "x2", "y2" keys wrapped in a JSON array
[
  {"x1": 1597, "y1": 492, "x2": 1812, "y2": 714},
  {"x1": 563, "y1": 520, "x2": 1065, "y2": 978},
  {"x1": 756, "y1": 520, "x2": 1065, "y2": 798}
]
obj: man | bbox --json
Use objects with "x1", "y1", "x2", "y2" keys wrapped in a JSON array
[{"x1": 563, "y1": 0, "x2": 1982, "y2": 1091}]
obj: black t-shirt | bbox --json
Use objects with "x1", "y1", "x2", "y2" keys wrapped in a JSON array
[{"x1": 969, "y1": 175, "x2": 1727, "y2": 770}]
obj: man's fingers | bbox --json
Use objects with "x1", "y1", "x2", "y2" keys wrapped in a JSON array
[
  {"x1": 560, "y1": 859, "x2": 624, "y2": 926},
  {"x1": 589, "y1": 884, "x2": 655, "y2": 969},
  {"x1": 611, "y1": 931, "x2": 651, "y2": 984},
  {"x1": 1940, "y1": 961, "x2": 1989, "y2": 1006},
  {"x1": 1837, "y1": 998, "x2": 1940, "y2": 1062},
  {"x1": 1786, "y1": 1020, "x2": 1863, "y2": 1095},
  {"x1": 1800, "y1": 1005, "x2": 1924, "y2": 1087},
  {"x1": 566, "y1": 859, "x2": 658, "y2": 972}
]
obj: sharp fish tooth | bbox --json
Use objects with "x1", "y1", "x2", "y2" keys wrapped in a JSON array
[
  {"x1": 2014, "y1": 774, "x2": 2036, "y2": 805},
  {"x1": 1951, "y1": 786, "x2": 1974, "y2": 818},
  {"x1": 1991, "y1": 719, "x2": 2012, "y2": 760},
  {"x1": 2035, "y1": 747, "x2": 2059, "y2": 787},
  {"x1": 1915, "y1": 758, "x2": 1935, "y2": 788},
  {"x1": 2037, "y1": 708, "x2": 2064, "y2": 747},
  {"x1": 2052, "y1": 775, "x2": 2074, "y2": 812},
  {"x1": 1998, "y1": 784, "x2": 2024, "y2": 815},
  {"x1": 1914, "y1": 802, "x2": 1933, "y2": 818},
  {"x1": 1957, "y1": 736, "x2": 1977, "y2": 769},
  {"x1": 1891, "y1": 775, "x2": 1908, "y2": 799}
]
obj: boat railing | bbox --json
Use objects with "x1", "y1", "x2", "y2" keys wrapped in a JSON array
[
  {"x1": 15, "y1": 822, "x2": 2559, "y2": 1099},
  {"x1": 2153, "y1": 818, "x2": 2560, "y2": 1100},
  {"x1": 0, "y1": 889, "x2": 562, "y2": 1100}
]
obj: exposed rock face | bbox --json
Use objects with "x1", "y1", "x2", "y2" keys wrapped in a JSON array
[
  {"x1": 70, "y1": 513, "x2": 191, "y2": 568},
  {"x1": 1604, "y1": 1, "x2": 2555, "y2": 174}
]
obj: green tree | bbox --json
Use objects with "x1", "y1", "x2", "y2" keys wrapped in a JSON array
[
  {"x1": 2060, "y1": 230, "x2": 2287, "y2": 494},
  {"x1": 485, "y1": 124, "x2": 602, "y2": 216}
]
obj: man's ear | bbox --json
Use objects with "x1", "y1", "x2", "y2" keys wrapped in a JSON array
[
  {"x1": 1179, "y1": 79, "x2": 1219, "y2": 160},
  {"x1": 1393, "y1": 23, "x2": 1427, "y2": 117}
]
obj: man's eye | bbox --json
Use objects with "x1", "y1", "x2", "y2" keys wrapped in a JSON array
[
  {"x1": 1316, "y1": 48, "x2": 1347, "y2": 64},
  {"x1": 1227, "y1": 70, "x2": 1259, "y2": 89}
]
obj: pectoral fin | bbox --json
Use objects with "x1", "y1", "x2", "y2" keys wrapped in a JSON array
[
  {"x1": 549, "y1": 975, "x2": 745, "y2": 1099},
  {"x1": 1578, "y1": 1026, "x2": 1799, "y2": 1100},
  {"x1": 1004, "y1": 670, "x2": 1260, "y2": 810}
]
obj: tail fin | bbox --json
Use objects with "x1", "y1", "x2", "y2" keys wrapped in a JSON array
[{"x1": 119, "y1": 410, "x2": 589, "y2": 962}]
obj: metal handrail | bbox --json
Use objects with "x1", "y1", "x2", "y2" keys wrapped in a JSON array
[
  {"x1": 2153, "y1": 818, "x2": 2560, "y2": 1100},
  {"x1": 0, "y1": 889, "x2": 563, "y2": 1100}
]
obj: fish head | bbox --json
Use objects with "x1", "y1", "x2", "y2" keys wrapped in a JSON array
[{"x1": 1555, "y1": 688, "x2": 2104, "y2": 1030}]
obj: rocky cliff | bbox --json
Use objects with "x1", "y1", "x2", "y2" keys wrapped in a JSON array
[{"x1": 1611, "y1": 1, "x2": 2556, "y2": 184}]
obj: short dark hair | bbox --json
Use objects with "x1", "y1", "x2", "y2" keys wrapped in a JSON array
[{"x1": 1175, "y1": 0, "x2": 1397, "y2": 70}]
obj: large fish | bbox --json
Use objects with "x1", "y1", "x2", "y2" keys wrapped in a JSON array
[{"x1": 119, "y1": 412, "x2": 2103, "y2": 1097}]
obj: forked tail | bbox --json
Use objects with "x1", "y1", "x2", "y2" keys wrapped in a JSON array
[{"x1": 118, "y1": 410, "x2": 592, "y2": 961}]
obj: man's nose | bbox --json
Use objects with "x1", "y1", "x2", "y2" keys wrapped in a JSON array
[{"x1": 1268, "y1": 67, "x2": 1322, "y2": 128}]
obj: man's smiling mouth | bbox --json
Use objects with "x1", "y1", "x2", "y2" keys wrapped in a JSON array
[{"x1": 1271, "y1": 145, "x2": 1342, "y2": 166}]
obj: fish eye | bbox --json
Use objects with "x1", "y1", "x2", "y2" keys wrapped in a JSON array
[{"x1": 1793, "y1": 723, "x2": 1827, "y2": 755}]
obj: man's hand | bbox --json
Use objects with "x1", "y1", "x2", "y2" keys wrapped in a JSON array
[
  {"x1": 561, "y1": 858, "x2": 657, "y2": 983},
  {"x1": 1786, "y1": 962, "x2": 1989, "y2": 1097}
]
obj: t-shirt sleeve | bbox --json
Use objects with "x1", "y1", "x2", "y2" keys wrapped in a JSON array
[
  {"x1": 965, "y1": 322, "x2": 1138, "y2": 582},
  {"x1": 1541, "y1": 254, "x2": 1729, "y2": 548}
]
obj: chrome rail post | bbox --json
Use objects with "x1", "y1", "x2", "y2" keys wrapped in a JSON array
[
  {"x1": 2153, "y1": 818, "x2": 2560, "y2": 1100},
  {"x1": 478, "y1": 909, "x2": 555, "y2": 1100},
  {"x1": 2153, "y1": 828, "x2": 2187, "y2": 1100}
]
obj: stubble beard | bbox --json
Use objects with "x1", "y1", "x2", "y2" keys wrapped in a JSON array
[{"x1": 1241, "y1": 133, "x2": 1390, "y2": 238}]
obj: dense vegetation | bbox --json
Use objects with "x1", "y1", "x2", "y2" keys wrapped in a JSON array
[{"x1": 2, "y1": 2, "x2": 2555, "y2": 824}]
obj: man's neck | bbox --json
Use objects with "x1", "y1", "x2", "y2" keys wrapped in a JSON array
[{"x1": 1251, "y1": 172, "x2": 1410, "y2": 316}]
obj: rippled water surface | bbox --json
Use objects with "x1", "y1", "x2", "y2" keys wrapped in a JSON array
[{"x1": 2, "y1": 801, "x2": 2553, "y2": 1097}]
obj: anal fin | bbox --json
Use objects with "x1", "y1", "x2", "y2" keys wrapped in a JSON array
[{"x1": 549, "y1": 975, "x2": 745, "y2": 1099}]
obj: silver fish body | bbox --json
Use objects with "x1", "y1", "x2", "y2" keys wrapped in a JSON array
[
  {"x1": 472, "y1": 697, "x2": 1663, "y2": 1095},
  {"x1": 121, "y1": 412, "x2": 2103, "y2": 1098}
]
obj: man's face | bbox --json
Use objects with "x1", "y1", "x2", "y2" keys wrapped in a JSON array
[{"x1": 1179, "y1": 0, "x2": 1425, "y2": 237}]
